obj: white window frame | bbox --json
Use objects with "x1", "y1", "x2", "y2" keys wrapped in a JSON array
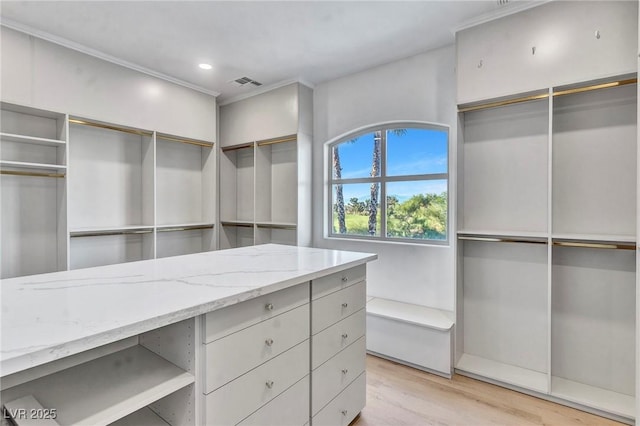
[{"x1": 327, "y1": 121, "x2": 449, "y2": 245}]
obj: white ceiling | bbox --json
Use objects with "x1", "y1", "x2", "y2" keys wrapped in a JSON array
[{"x1": 0, "y1": 1, "x2": 535, "y2": 101}]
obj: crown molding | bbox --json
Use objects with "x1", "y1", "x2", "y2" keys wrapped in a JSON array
[
  {"x1": 1, "y1": 18, "x2": 220, "y2": 97},
  {"x1": 452, "y1": 0, "x2": 552, "y2": 33},
  {"x1": 219, "y1": 78, "x2": 315, "y2": 106}
]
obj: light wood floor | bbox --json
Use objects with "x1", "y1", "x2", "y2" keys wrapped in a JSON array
[{"x1": 353, "y1": 355, "x2": 624, "y2": 426}]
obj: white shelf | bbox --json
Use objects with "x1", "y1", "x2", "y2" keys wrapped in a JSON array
[
  {"x1": 0, "y1": 160, "x2": 66, "y2": 171},
  {"x1": 221, "y1": 220, "x2": 255, "y2": 226},
  {"x1": 1, "y1": 345, "x2": 194, "y2": 426},
  {"x1": 551, "y1": 376, "x2": 635, "y2": 419},
  {"x1": 456, "y1": 353, "x2": 548, "y2": 394},
  {"x1": 256, "y1": 221, "x2": 297, "y2": 229},
  {"x1": 110, "y1": 407, "x2": 170, "y2": 426},
  {"x1": 0, "y1": 132, "x2": 66, "y2": 146}
]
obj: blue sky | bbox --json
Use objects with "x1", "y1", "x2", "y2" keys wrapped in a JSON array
[{"x1": 333, "y1": 128, "x2": 448, "y2": 202}]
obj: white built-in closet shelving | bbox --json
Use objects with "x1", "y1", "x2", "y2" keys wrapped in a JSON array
[
  {"x1": 456, "y1": 76, "x2": 638, "y2": 421},
  {"x1": 0, "y1": 103, "x2": 215, "y2": 278},
  {"x1": 218, "y1": 82, "x2": 312, "y2": 250},
  {"x1": 455, "y1": 2, "x2": 638, "y2": 421}
]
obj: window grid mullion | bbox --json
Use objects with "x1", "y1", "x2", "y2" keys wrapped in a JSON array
[{"x1": 380, "y1": 129, "x2": 387, "y2": 239}]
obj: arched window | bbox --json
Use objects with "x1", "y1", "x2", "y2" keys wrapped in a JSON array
[{"x1": 328, "y1": 122, "x2": 449, "y2": 244}]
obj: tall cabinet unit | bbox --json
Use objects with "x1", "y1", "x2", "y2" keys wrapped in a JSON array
[
  {"x1": 218, "y1": 83, "x2": 313, "y2": 249},
  {"x1": 0, "y1": 102, "x2": 68, "y2": 279},
  {"x1": 455, "y1": 1, "x2": 638, "y2": 422}
]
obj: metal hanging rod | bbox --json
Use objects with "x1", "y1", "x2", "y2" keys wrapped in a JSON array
[
  {"x1": 553, "y1": 241, "x2": 636, "y2": 251},
  {"x1": 157, "y1": 134, "x2": 214, "y2": 148},
  {"x1": 221, "y1": 221, "x2": 254, "y2": 228},
  {"x1": 71, "y1": 229, "x2": 153, "y2": 238},
  {"x1": 553, "y1": 78, "x2": 637, "y2": 97},
  {"x1": 69, "y1": 118, "x2": 153, "y2": 137},
  {"x1": 458, "y1": 93, "x2": 549, "y2": 113},
  {"x1": 458, "y1": 235, "x2": 548, "y2": 244},
  {"x1": 157, "y1": 225, "x2": 214, "y2": 233},
  {"x1": 257, "y1": 134, "x2": 297, "y2": 146},
  {"x1": 256, "y1": 224, "x2": 297, "y2": 230},
  {"x1": 221, "y1": 143, "x2": 254, "y2": 152},
  {"x1": 0, "y1": 170, "x2": 65, "y2": 178}
]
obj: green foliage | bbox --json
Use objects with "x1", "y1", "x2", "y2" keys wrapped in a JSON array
[{"x1": 333, "y1": 192, "x2": 447, "y2": 240}]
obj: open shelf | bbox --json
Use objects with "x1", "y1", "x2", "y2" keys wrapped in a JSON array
[
  {"x1": 551, "y1": 377, "x2": 635, "y2": 420},
  {"x1": 70, "y1": 232, "x2": 154, "y2": 269},
  {"x1": 156, "y1": 134, "x2": 214, "y2": 227},
  {"x1": 156, "y1": 223, "x2": 214, "y2": 232},
  {"x1": 0, "y1": 160, "x2": 66, "y2": 171},
  {"x1": 220, "y1": 223, "x2": 254, "y2": 250},
  {"x1": 156, "y1": 225, "x2": 214, "y2": 258},
  {"x1": 457, "y1": 229, "x2": 548, "y2": 239},
  {"x1": 0, "y1": 345, "x2": 194, "y2": 426},
  {"x1": 69, "y1": 225, "x2": 154, "y2": 237},
  {"x1": 0, "y1": 132, "x2": 66, "y2": 146},
  {"x1": 111, "y1": 407, "x2": 169, "y2": 426},
  {"x1": 456, "y1": 353, "x2": 548, "y2": 394},
  {"x1": 219, "y1": 144, "x2": 254, "y2": 223},
  {"x1": 551, "y1": 233, "x2": 636, "y2": 244},
  {"x1": 255, "y1": 139, "x2": 297, "y2": 224}
]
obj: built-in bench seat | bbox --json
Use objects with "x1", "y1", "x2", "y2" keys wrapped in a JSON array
[{"x1": 366, "y1": 297, "x2": 454, "y2": 377}]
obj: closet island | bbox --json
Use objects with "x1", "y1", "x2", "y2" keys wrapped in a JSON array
[{"x1": 0, "y1": 244, "x2": 376, "y2": 426}]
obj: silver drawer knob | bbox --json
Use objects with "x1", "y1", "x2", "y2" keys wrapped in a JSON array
[
  {"x1": 341, "y1": 368, "x2": 348, "y2": 375},
  {"x1": 342, "y1": 303, "x2": 348, "y2": 308},
  {"x1": 266, "y1": 380, "x2": 274, "y2": 389},
  {"x1": 342, "y1": 333, "x2": 348, "y2": 339},
  {"x1": 265, "y1": 303, "x2": 274, "y2": 311},
  {"x1": 265, "y1": 338, "x2": 274, "y2": 346},
  {"x1": 341, "y1": 410, "x2": 348, "y2": 416},
  {"x1": 341, "y1": 276, "x2": 348, "y2": 282}
]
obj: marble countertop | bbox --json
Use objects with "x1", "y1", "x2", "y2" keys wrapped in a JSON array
[{"x1": 0, "y1": 244, "x2": 376, "y2": 377}]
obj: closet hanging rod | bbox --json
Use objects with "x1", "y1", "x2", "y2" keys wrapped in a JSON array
[
  {"x1": 553, "y1": 241, "x2": 636, "y2": 251},
  {"x1": 221, "y1": 221, "x2": 254, "y2": 228},
  {"x1": 221, "y1": 143, "x2": 254, "y2": 152},
  {"x1": 157, "y1": 134, "x2": 214, "y2": 148},
  {"x1": 69, "y1": 119, "x2": 152, "y2": 137},
  {"x1": 256, "y1": 224, "x2": 297, "y2": 230},
  {"x1": 458, "y1": 235, "x2": 547, "y2": 244},
  {"x1": 257, "y1": 134, "x2": 297, "y2": 146},
  {"x1": 0, "y1": 170, "x2": 65, "y2": 178},
  {"x1": 553, "y1": 78, "x2": 637, "y2": 97},
  {"x1": 458, "y1": 93, "x2": 549, "y2": 113},
  {"x1": 71, "y1": 229, "x2": 153, "y2": 238},
  {"x1": 157, "y1": 225, "x2": 214, "y2": 233}
]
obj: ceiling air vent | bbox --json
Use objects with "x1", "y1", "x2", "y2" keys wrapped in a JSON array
[{"x1": 230, "y1": 77, "x2": 263, "y2": 87}]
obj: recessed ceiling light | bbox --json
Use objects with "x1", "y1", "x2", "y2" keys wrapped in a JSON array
[{"x1": 199, "y1": 63, "x2": 212, "y2": 70}]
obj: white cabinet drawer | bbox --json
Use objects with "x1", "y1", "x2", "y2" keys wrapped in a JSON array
[
  {"x1": 312, "y1": 281, "x2": 366, "y2": 335},
  {"x1": 206, "y1": 340, "x2": 309, "y2": 426},
  {"x1": 311, "y1": 336, "x2": 366, "y2": 415},
  {"x1": 206, "y1": 304, "x2": 310, "y2": 393},
  {"x1": 312, "y1": 265, "x2": 365, "y2": 300},
  {"x1": 238, "y1": 375, "x2": 310, "y2": 426},
  {"x1": 312, "y1": 372, "x2": 366, "y2": 426},
  {"x1": 312, "y1": 309, "x2": 365, "y2": 370},
  {"x1": 205, "y1": 282, "x2": 309, "y2": 343}
]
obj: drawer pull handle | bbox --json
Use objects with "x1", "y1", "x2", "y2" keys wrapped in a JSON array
[
  {"x1": 265, "y1": 338, "x2": 274, "y2": 346},
  {"x1": 265, "y1": 303, "x2": 274, "y2": 311},
  {"x1": 342, "y1": 303, "x2": 348, "y2": 308},
  {"x1": 266, "y1": 380, "x2": 274, "y2": 389},
  {"x1": 342, "y1": 333, "x2": 348, "y2": 339},
  {"x1": 341, "y1": 368, "x2": 348, "y2": 375},
  {"x1": 341, "y1": 276, "x2": 348, "y2": 282},
  {"x1": 341, "y1": 410, "x2": 348, "y2": 416}
]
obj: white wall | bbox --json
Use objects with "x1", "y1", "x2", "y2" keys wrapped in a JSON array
[
  {"x1": 1, "y1": 27, "x2": 216, "y2": 141},
  {"x1": 312, "y1": 45, "x2": 457, "y2": 311}
]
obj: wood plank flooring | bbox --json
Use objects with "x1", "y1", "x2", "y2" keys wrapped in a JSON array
[{"x1": 353, "y1": 355, "x2": 624, "y2": 426}]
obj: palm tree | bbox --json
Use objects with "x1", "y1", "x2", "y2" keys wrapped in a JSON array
[
  {"x1": 367, "y1": 129, "x2": 406, "y2": 235},
  {"x1": 333, "y1": 146, "x2": 346, "y2": 233}
]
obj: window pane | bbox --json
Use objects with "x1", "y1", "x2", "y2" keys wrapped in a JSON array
[
  {"x1": 386, "y1": 180, "x2": 447, "y2": 240},
  {"x1": 332, "y1": 183, "x2": 381, "y2": 237},
  {"x1": 332, "y1": 132, "x2": 381, "y2": 179},
  {"x1": 387, "y1": 128, "x2": 448, "y2": 176}
]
